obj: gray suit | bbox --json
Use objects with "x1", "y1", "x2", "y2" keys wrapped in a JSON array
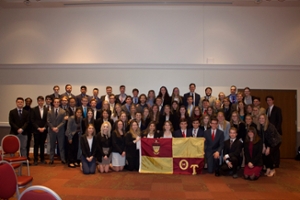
[
  {"x1": 204, "y1": 129, "x2": 224, "y2": 173},
  {"x1": 47, "y1": 108, "x2": 66, "y2": 162}
]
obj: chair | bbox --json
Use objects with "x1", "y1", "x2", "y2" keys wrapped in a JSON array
[
  {"x1": 1, "y1": 134, "x2": 30, "y2": 175},
  {"x1": 18, "y1": 185, "x2": 62, "y2": 200},
  {"x1": 0, "y1": 160, "x2": 20, "y2": 199},
  {"x1": 0, "y1": 160, "x2": 33, "y2": 198}
]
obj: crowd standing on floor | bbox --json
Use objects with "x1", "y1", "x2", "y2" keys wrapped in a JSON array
[{"x1": 8, "y1": 83, "x2": 282, "y2": 179}]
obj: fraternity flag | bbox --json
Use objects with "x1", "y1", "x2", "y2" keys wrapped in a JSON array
[{"x1": 139, "y1": 138, "x2": 205, "y2": 175}]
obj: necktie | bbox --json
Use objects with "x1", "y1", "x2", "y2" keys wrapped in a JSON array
[
  {"x1": 232, "y1": 96, "x2": 236, "y2": 103},
  {"x1": 83, "y1": 107, "x2": 87, "y2": 118},
  {"x1": 55, "y1": 108, "x2": 58, "y2": 117},
  {"x1": 230, "y1": 139, "x2": 233, "y2": 148},
  {"x1": 212, "y1": 130, "x2": 215, "y2": 141},
  {"x1": 193, "y1": 129, "x2": 197, "y2": 137},
  {"x1": 182, "y1": 131, "x2": 186, "y2": 138},
  {"x1": 268, "y1": 108, "x2": 272, "y2": 117},
  {"x1": 18, "y1": 109, "x2": 22, "y2": 120}
]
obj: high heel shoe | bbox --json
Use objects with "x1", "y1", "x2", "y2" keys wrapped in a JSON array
[
  {"x1": 264, "y1": 168, "x2": 271, "y2": 176},
  {"x1": 267, "y1": 169, "x2": 276, "y2": 177}
]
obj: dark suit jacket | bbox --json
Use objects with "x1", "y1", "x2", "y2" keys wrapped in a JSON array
[
  {"x1": 204, "y1": 129, "x2": 224, "y2": 156},
  {"x1": 31, "y1": 106, "x2": 48, "y2": 134},
  {"x1": 121, "y1": 104, "x2": 131, "y2": 116},
  {"x1": 80, "y1": 135, "x2": 97, "y2": 158},
  {"x1": 47, "y1": 108, "x2": 66, "y2": 135},
  {"x1": 158, "y1": 113, "x2": 177, "y2": 131},
  {"x1": 9, "y1": 108, "x2": 29, "y2": 135},
  {"x1": 173, "y1": 129, "x2": 188, "y2": 138},
  {"x1": 76, "y1": 94, "x2": 90, "y2": 107},
  {"x1": 266, "y1": 105, "x2": 282, "y2": 134},
  {"x1": 244, "y1": 139, "x2": 263, "y2": 166},
  {"x1": 187, "y1": 128, "x2": 204, "y2": 137},
  {"x1": 183, "y1": 92, "x2": 200, "y2": 107},
  {"x1": 223, "y1": 138, "x2": 243, "y2": 162},
  {"x1": 115, "y1": 94, "x2": 127, "y2": 105},
  {"x1": 61, "y1": 92, "x2": 76, "y2": 99},
  {"x1": 100, "y1": 95, "x2": 108, "y2": 104}
]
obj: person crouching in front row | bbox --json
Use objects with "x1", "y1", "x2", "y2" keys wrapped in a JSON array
[
  {"x1": 80, "y1": 123, "x2": 97, "y2": 174},
  {"x1": 219, "y1": 127, "x2": 243, "y2": 178}
]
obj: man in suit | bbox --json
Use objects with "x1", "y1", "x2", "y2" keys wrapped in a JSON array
[
  {"x1": 253, "y1": 97, "x2": 266, "y2": 115},
  {"x1": 243, "y1": 87, "x2": 255, "y2": 105},
  {"x1": 100, "y1": 86, "x2": 113, "y2": 103},
  {"x1": 187, "y1": 118, "x2": 204, "y2": 137},
  {"x1": 109, "y1": 94, "x2": 116, "y2": 113},
  {"x1": 183, "y1": 83, "x2": 200, "y2": 107},
  {"x1": 90, "y1": 98, "x2": 101, "y2": 120},
  {"x1": 115, "y1": 85, "x2": 127, "y2": 105},
  {"x1": 266, "y1": 95, "x2": 282, "y2": 168},
  {"x1": 155, "y1": 97, "x2": 164, "y2": 115},
  {"x1": 9, "y1": 97, "x2": 30, "y2": 157},
  {"x1": 199, "y1": 87, "x2": 217, "y2": 107},
  {"x1": 91, "y1": 88, "x2": 102, "y2": 109},
  {"x1": 173, "y1": 119, "x2": 188, "y2": 138},
  {"x1": 121, "y1": 96, "x2": 132, "y2": 117},
  {"x1": 81, "y1": 96, "x2": 90, "y2": 118},
  {"x1": 45, "y1": 95, "x2": 53, "y2": 111},
  {"x1": 23, "y1": 97, "x2": 33, "y2": 160},
  {"x1": 50, "y1": 85, "x2": 61, "y2": 100},
  {"x1": 61, "y1": 84, "x2": 76, "y2": 99},
  {"x1": 68, "y1": 97, "x2": 77, "y2": 117},
  {"x1": 228, "y1": 85, "x2": 237, "y2": 104},
  {"x1": 186, "y1": 96, "x2": 194, "y2": 117},
  {"x1": 76, "y1": 85, "x2": 90, "y2": 107},
  {"x1": 47, "y1": 97, "x2": 66, "y2": 164},
  {"x1": 204, "y1": 118, "x2": 224, "y2": 175},
  {"x1": 132, "y1": 88, "x2": 139, "y2": 104},
  {"x1": 219, "y1": 127, "x2": 243, "y2": 178},
  {"x1": 201, "y1": 99, "x2": 209, "y2": 115},
  {"x1": 31, "y1": 96, "x2": 48, "y2": 165}
]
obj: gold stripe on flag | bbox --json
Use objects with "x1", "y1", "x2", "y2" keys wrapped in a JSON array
[
  {"x1": 140, "y1": 156, "x2": 173, "y2": 174},
  {"x1": 172, "y1": 138, "x2": 205, "y2": 158}
]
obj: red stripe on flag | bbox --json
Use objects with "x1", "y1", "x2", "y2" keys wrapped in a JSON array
[
  {"x1": 173, "y1": 158, "x2": 205, "y2": 175},
  {"x1": 141, "y1": 138, "x2": 172, "y2": 157}
]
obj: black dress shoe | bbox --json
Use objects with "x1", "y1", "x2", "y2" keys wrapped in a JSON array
[
  {"x1": 61, "y1": 161, "x2": 66, "y2": 164},
  {"x1": 215, "y1": 171, "x2": 220, "y2": 177},
  {"x1": 232, "y1": 174, "x2": 238, "y2": 179},
  {"x1": 49, "y1": 161, "x2": 54, "y2": 165},
  {"x1": 34, "y1": 161, "x2": 38, "y2": 166},
  {"x1": 40, "y1": 160, "x2": 47, "y2": 164}
]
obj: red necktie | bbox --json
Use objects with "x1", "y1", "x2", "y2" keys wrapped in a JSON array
[
  {"x1": 212, "y1": 130, "x2": 215, "y2": 141},
  {"x1": 182, "y1": 131, "x2": 186, "y2": 138}
]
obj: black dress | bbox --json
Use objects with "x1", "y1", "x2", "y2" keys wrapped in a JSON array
[{"x1": 125, "y1": 132, "x2": 140, "y2": 171}]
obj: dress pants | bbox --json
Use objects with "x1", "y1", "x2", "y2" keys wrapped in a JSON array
[
  {"x1": 220, "y1": 157, "x2": 239, "y2": 175},
  {"x1": 68, "y1": 132, "x2": 79, "y2": 164},
  {"x1": 33, "y1": 132, "x2": 47, "y2": 162},
  {"x1": 49, "y1": 132, "x2": 65, "y2": 162},
  {"x1": 205, "y1": 154, "x2": 220, "y2": 173},
  {"x1": 17, "y1": 134, "x2": 27, "y2": 157}
]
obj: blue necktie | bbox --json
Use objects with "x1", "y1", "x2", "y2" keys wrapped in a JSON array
[{"x1": 83, "y1": 107, "x2": 87, "y2": 118}]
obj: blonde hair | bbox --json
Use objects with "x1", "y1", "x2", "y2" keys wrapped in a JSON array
[
  {"x1": 256, "y1": 113, "x2": 269, "y2": 132},
  {"x1": 100, "y1": 121, "x2": 112, "y2": 138}
]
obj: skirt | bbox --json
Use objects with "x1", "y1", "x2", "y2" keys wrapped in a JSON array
[
  {"x1": 100, "y1": 147, "x2": 112, "y2": 165},
  {"x1": 244, "y1": 165, "x2": 262, "y2": 177},
  {"x1": 112, "y1": 152, "x2": 126, "y2": 167}
]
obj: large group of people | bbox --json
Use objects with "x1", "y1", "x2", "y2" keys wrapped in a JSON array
[{"x1": 8, "y1": 83, "x2": 282, "y2": 179}]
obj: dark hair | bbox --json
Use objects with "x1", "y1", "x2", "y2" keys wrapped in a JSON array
[
  {"x1": 245, "y1": 127, "x2": 260, "y2": 144},
  {"x1": 179, "y1": 118, "x2": 188, "y2": 124},
  {"x1": 45, "y1": 95, "x2": 52, "y2": 100},
  {"x1": 37, "y1": 96, "x2": 44, "y2": 101},
  {"x1": 120, "y1": 85, "x2": 125, "y2": 89},
  {"x1": 132, "y1": 88, "x2": 139, "y2": 93},
  {"x1": 25, "y1": 97, "x2": 32, "y2": 102},
  {"x1": 53, "y1": 85, "x2": 60, "y2": 90},
  {"x1": 205, "y1": 87, "x2": 212, "y2": 92},
  {"x1": 80, "y1": 85, "x2": 87, "y2": 90},
  {"x1": 16, "y1": 97, "x2": 24, "y2": 102},
  {"x1": 106, "y1": 86, "x2": 112, "y2": 90},
  {"x1": 68, "y1": 97, "x2": 75, "y2": 102},
  {"x1": 244, "y1": 87, "x2": 250, "y2": 91},
  {"x1": 210, "y1": 117, "x2": 218, "y2": 123},
  {"x1": 93, "y1": 88, "x2": 99, "y2": 91},
  {"x1": 65, "y1": 84, "x2": 72, "y2": 89},
  {"x1": 265, "y1": 95, "x2": 274, "y2": 101},
  {"x1": 253, "y1": 97, "x2": 261, "y2": 101},
  {"x1": 189, "y1": 83, "x2": 196, "y2": 87},
  {"x1": 202, "y1": 99, "x2": 209, "y2": 103},
  {"x1": 191, "y1": 118, "x2": 200, "y2": 123}
]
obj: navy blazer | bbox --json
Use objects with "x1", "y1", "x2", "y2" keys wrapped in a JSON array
[
  {"x1": 204, "y1": 128, "x2": 224, "y2": 156},
  {"x1": 186, "y1": 128, "x2": 204, "y2": 137},
  {"x1": 183, "y1": 92, "x2": 200, "y2": 107}
]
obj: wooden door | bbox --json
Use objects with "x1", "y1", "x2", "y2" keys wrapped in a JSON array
[{"x1": 238, "y1": 89, "x2": 297, "y2": 159}]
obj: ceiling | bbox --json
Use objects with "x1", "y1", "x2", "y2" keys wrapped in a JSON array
[{"x1": 1, "y1": 0, "x2": 300, "y2": 8}]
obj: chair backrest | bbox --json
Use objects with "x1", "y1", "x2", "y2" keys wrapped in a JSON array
[
  {"x1": 1, "y1": 134, "x2": 20, "y2": 155},
  {"x1": 19, "y1": 185, "x2": 62, "y2": 200},
  {"x1": 0, "y1": 160, "x2": 19, "y2": 199}
]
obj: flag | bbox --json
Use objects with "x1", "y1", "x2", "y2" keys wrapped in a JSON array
[{"x1": 139, "y1": 138, "x2": 205, "y2": 175}]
